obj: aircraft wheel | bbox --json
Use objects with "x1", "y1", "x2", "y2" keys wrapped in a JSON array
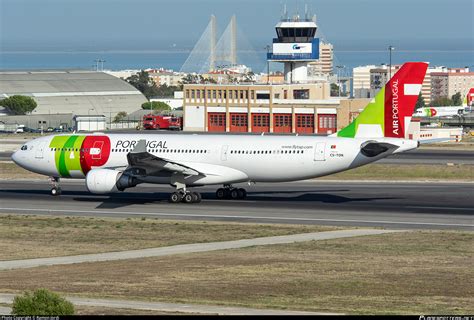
[
  {"x1": 191, "y1": 192, "x2": 202, "y2": 203},
  {"x1": 237, "y1": 188, "x2": 246, "y2": 199},
  {"x1": 182, "y1": 192, "x2": 194, "y2": 203},
  {"x1": 169, "y1": 192, "x2": 183, "y2": 203},
  {"x1": 51, "y1": 187, "x2": 61, "y2": 196},
  {"x1": 230, "y1": 188, "x2": 240, "y2": 199},
  {"x1": 216, "y1": 188, "x2": 226, "y2": 199}
]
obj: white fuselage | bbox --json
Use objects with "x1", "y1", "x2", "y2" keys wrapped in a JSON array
[{"x1": 12, "y1": 133, "x2": 418, "y2": 187}]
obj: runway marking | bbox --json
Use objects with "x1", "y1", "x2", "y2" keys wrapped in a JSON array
[
  {"x1": 0, "y1": 207, "x2": 473, "y2": 228},
  {"x1": 406, "y1": 206, "x2": 474, "y2": 211}
]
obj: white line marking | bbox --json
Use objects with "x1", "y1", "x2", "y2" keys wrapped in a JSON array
[
  {"x1": 406, "y1": 206, "x2": 474, "y2": 211},
  {"x1": 0, "y1": 207, "x2": 472, "y2": 228}
]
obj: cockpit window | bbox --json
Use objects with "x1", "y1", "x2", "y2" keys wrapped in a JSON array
[{"x1": 21, "y1": 145, "x2": 28, "y2": 151}]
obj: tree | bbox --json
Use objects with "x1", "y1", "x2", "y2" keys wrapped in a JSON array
[
  {"x1": 141, "y1": 101, "x2": 172, "y2": 112},
  {"x1": 155, "y1": 84, "x2": 181, "y2": 98},
  {"x1": 451, "y1": 92, "x2": 462, "y2": 106},
  {"x1": 0, "y1": 95, "x2": 37, "y2": 115},
  {"x1": 12, "y1": 289, "x2": 74, "y2": 315},
  {"x1": 125, "y1": 70, "x2": 159, "y2": 99},
  {"x1": 113, "y1": 111, "x2": 128, "y2": 123},
  {"x1": 431, "y1": 96, "x2": 453, "y2": 107},
  {"x1": 330, "y1": 83, "x2": 340, "y2": 96},
  {"x1": 415, "y1": 92, "x2": 425, "y2": 110}
]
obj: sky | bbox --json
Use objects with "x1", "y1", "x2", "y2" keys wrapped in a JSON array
[{"x1": 1, "y1": 0, "x2": 473, "y2": 52}]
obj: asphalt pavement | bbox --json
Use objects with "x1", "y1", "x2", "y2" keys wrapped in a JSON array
[{"x1": 0, "y1": 180, "x2": 472, "y2": 230}]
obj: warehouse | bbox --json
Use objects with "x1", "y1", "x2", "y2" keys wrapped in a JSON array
[{"x1": 0, "y1": 70, "x2": 147, "y2": 120}]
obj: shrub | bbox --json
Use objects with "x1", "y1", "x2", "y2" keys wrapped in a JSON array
[
  {"x1": 12, "y1": 288, "x2": 75, "y2": 315},
  {"x1": 141, "y1": 101, "x2": 171, "y2": 111}
]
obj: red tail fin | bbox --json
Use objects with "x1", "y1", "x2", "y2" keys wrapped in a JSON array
[{"x1": 384, "y1": 62, "x2": 428, "y2": 138}]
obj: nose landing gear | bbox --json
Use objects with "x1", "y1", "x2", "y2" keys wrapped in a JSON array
[{"x1": 49, "y1": 177, "x2": 61, "y2": 196}]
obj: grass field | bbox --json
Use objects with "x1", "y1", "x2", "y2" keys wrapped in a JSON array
[
  {"x1": 1, "y1": 161, "x2": 472, "y2": 181},
  {"x1": 0, "y1": 215, "x2": 334, "y2": 261},
  {"x1": 0, "y1": 230, "x2": 471, "y2": 315},
  {"x1": 321, "y1": 163, "x2": 473, "y2": 181}
]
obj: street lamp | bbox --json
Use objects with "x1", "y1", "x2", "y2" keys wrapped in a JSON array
[
  {"x1": 336, "y1": 65, "x2": 345, "y2": 96},
  {"x1": 264, "y1": 45, "x2": 271, "y2": 84},
  {"x1": 88, "y1": 108, "x2": 94, "y2": 132},
  {"x1": 388, "y1": 45, "x2": 395, "y2": 82}
]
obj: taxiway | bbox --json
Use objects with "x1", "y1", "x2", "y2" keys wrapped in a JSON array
[{"x1": 0, "y1": 180, "x2": 472, "y2": 231}]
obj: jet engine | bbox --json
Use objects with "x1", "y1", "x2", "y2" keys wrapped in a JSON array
[{"x1": 85, "y1": 169, "x2": 138, "y2": 194}]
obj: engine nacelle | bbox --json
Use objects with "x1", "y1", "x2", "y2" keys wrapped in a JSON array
[{"x1": 85, "y1": 169, "x2": 138, "y2": 194}]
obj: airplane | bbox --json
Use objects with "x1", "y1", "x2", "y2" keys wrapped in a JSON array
[
  {"x1": 12, "y1": 62, "x2": 428, "y2": 203},
  {"x1": 413, "y1": 106, "x2": 465, "y2": 118}
]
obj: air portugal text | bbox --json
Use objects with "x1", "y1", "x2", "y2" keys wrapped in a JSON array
[
  {"x1": 391, "y1": 79, "x2": 400, "y2": 136},
  {"x1": 115, "y1": 140, "x2": 168, "y2": 149}
]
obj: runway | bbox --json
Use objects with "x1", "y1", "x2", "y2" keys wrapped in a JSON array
[{"x1": 0, "y1": 180, "x2": 472, "y2": 231}]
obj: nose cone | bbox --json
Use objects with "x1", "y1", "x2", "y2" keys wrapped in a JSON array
[
  {"x1": 11, "y1": 147, "x2": 29, "y2": 169},
  {"x1": 11, "y1": 150, "x2": 20, "y2": 165}
]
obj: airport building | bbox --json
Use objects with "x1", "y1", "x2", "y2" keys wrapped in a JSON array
[
  {"x1": 0, "y1": 70, "x2": 147, "y2": 119},
  {"x1": 182, "y1": 83, "x2": 369, "y2": 134}
]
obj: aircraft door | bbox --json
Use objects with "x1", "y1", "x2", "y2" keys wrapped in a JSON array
[
  {"x1": 91, "y1": 141, "x2": 104, "y2": 160},
  {"x1": 221, "y1": 145, "x2": 229, "y2": 161},
  {"x1": 314, "y1": 142, "x2": 326, "y2": 161},
  {"x1": 35, "y1": 141, "x2": 46, "y2": 159}
]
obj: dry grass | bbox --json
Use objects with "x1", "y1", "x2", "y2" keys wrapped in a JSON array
[
  {"x1": 74, "y1": 306, "x2": 194, "y2": 315},
  {"x1": 0, "y1": 214, "x2": 334, "y2": 261},
  {"x1": 321, "y1": 163, "x2": 473, "y2": 181},
  {"x1": 0, "y1": 303, "x2": 188, "y2": 316},
  {"x1": 0, "y1": 162, "x2": 43, "y2": 179},
  {"x1": 0, "y1": 231, "x2": 472, "y2": 314}
]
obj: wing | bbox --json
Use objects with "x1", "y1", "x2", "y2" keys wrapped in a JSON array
[{"x1": 125, "y1": 139, "x2": 202, "y2": 176}]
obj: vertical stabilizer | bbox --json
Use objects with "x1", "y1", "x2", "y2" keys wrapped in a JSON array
[{"x1": 337, "y1": 62, "x2": 428, "y2": 138}]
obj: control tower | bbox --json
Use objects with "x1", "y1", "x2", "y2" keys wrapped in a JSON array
[{"x1": 267, "y1": 11, "x2": 319, "y2": 83}]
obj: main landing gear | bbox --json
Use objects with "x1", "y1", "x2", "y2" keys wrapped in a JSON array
[
  {"x1": 169, "y1": 190, "x2": 202, "y2": 204},
  {"x1": 49, "y1": 176, "x2": 61, "y2": 196},
  {"x1": 168, "y1": 183, "x2": 202, "y2": 204},
  {"x1": 216, "y1": 185, "x2": 247, "y2": 200}
]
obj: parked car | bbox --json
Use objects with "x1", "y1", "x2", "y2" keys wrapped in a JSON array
[
  {"x1": 15, "y1": 125, "x2": 25, "y2": 133},
  {"x1": 24, "y1": 127, "x2": 41, "y2": 133}
]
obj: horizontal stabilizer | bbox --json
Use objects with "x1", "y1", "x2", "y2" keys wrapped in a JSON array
[{"x1": 360, "y1": 141, "x2": 399, "y2": 157}]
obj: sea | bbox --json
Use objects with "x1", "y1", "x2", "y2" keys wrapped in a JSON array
[{"x1": 0, "y1": 50, "x2": 473, "y2": 74}]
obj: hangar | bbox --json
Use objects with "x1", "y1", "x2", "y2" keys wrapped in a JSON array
[{"x1": 0, "y1": 70, "x2": 147, "y2": 119}]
